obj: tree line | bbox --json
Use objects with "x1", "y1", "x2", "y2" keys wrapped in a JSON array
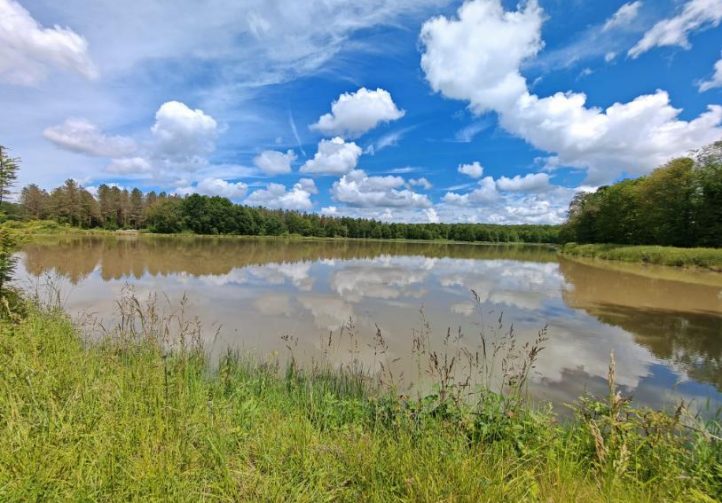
[
  {"x1": 12, "y1": 176, "x2": 559, "y2": 244},
  {"x1": 20, "y1": 181, "x2": 149, "y2": 230},
  {"x1": 560, "y1": 142, "x2": 722, "y2": 248},
  {"x1": 6, "y1": 139, "x2": 722, "y2": 247}
]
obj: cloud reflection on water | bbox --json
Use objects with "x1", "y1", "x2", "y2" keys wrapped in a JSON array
[{"x1": 16, "y1": 236, "x2": 722, "y2": 412}]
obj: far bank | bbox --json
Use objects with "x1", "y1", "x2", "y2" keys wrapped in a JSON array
[{"x1": 560, "y1": 243, "x2": 722, "y2": 272}]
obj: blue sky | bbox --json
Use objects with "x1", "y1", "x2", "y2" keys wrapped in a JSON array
[{"x1": 1, "y1": 0, "x2": 721, "y2": 223}]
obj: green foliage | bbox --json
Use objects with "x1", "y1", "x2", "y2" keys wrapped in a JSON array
[
  {"x1": 6, "y1": 125, "x2": 558, "y2": 242},
  {"x1": 0, "y1": 145, "x2": 19, "y2": 210},
  {"x1": 19, "y1": 184, "x2": 48, "y2": 219},
  {"x1": 0, "y1": 302, "x2": 719, "y2": 501},
  {"x1": 0, "y1": 229, "x2": 16, "y2": 296},
  {"x1": 0, "y1": 220, "x2": 109, "y2": 239},
  {"x1": 145, "y1": 197, "x2": 185, "y2": 233},
  {"x1": 45, "y1": 179, "x2": 100, "y2": 228},
  {"x1": 0, "y1": 226, "x2": 26, "y2": 319},
  {"x1": 695, "y1": 155, "x2": 722, "y2": 247},
  {"x1": 18, "y1": 181, "x2": 560, "y2": 244},
  {"x1": 181, "y1": 194, "x2": 239, "y2": 234},
  {"x1": 561, "y1": 143, "x2": 722, "y2": 248}
]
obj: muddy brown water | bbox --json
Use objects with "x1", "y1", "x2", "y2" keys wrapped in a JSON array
[{"x1": 16, "y1": 235, "x2": 722, "y2": 413}]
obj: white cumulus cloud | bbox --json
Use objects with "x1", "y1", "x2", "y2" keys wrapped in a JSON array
[
  {"x1": 425, "y1": 208, "x2": 440, "y2": 223},
  {"x1": 176, "y1": 178, "x2": 248, "y2": 200},
  {"x1": 409, "y1": 177, "x2": 433, "y2": 190},
  {"x1": 505, "y1": 90, "x2": 722, "y2": 183},
  {"x1": 0, "y1": 0, "x2": 97, "y2": 85},
  {"x1": 106, "y1": 157, "x2": 152, "y2": 175},
  {"x1": 458, "y1": 161, "x2": 484, "y2": 178},
  {"x1": 629, "y1": 0, "x2": 722, "y2": 58},
  {"x1": 310, "y1": 87, "x2": 405, "y2": 138},
  {"x1": 496, "y1": 173, "x2": 550, "y2": 192},
  {"x1": 420, "y1": 0, "x2": 543, "y2": 115},
  {"x1": 439, "y1": 182, "x2": 581, "y2": 224},
  {"x1": 420, "y1": 0, "x2": 722, "y2": 184},
  {"x1": 297, "y1": 177, "x2": 318, "y2": 195},
  {"x1": 43, "y1": 118, "x2": 136, "y2": 157},
  {"x1": 46, "y1": 101, "x2": 224, "y2": 183},
  {"x1": 443, "y1": 176, "x2": 499, "y2": 206},
  {"x1": 245, "y1": 179, "x2": 316, "y2": 210},
  {"x1": 331, "y1": 169, "x2": 431, "y2": 208},
  {"x1": 253, "y1": 149, "x2": 297, "y2": 175},
  {"x1": 151, "y1": 100, "x2": 219, "y2": 166},
  {"x1": 300, "y1": 137, "x2": 362, "y2": 175}
]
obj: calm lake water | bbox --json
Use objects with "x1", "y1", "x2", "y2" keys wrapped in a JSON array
[{"x1": 16, "y1": 236, "x2": 722, "y2": 412}]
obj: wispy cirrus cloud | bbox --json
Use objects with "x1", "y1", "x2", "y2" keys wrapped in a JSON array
[
  {"x1": 699, "y1": 54, "x2": 722, "y2": 92},
  {"x1": 603, "y1": 1, "x2": 643, "y2": 32},
  {"x1": 365, "y1": 125, "x2": 416, "y2": 154},
  {"x1": 629, "y1": 0, "x2": 722, "y2": 58}
]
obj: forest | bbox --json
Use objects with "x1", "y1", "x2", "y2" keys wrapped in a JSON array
[
  {"x1": 14, "y1": 180, "x2": 560, "y2": 243},
  {"x1": 560, "y1": 142, "x2": 722, "y2": 248},
  {"x1": 5, "y1": 141, "x2": 722, "y2": 247}
]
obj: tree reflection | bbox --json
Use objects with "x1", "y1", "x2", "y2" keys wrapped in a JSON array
[
  {"x1": 560, "y1": 258, "x2": 722, "y2": 391},
  {"x1": 21, "y1": 236, "x2": 557, "y2": 284}
]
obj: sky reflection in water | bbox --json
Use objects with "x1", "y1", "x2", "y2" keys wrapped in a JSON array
[{"x1": 17, "y1": 236, "x2": 722, "y2": 413}]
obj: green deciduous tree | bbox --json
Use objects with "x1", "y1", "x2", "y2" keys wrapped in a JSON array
[
  {"x1": 560, "y1": 141, "x2": 722, "y2": 248},
  {"x1": 636, "y1": 158, "x2": 695, "y2": 246},
  {"x1": 145, "y1": 198, "x2": 184, "y2": 233}
]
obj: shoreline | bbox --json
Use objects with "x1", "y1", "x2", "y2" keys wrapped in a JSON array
[
  {"x1": 559, "y1": 243, "x2": 722, "y2": 273},
  {"x1": 7, "y1": 220, "x2": 722, "y2": 273},
  {"x1": 1, "y1": 219, "x2": 559, "y2": 247}
]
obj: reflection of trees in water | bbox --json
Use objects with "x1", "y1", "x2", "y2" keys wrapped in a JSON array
[
  {"x1": 23, "y1": 238, "x2": 105, "y2": 284},
  {"x1": 592, "y1": 306, "x2": 722, "y2": 391},
  {"x1": 21, "y1": 236, "x2": 558, "y2": 284},
  {"x1": 559, "y1": 258, "x2": 722, "y2": 391},
  {"x1": 559, "y1": 258, "x2": 722, "y2": 314}
]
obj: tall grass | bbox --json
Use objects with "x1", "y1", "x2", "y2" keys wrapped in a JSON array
[
  {"x1": 0, "y1": 291, "x2": 720, "y2": 501},
  {"x1": 0, "y1": 219, "x2": 95, "y2": 236},
  {"x1": 561, "y1": 243, "x2": 722, "y2": 271}
]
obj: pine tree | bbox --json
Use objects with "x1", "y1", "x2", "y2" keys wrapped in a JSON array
[
  {"x1": 80, "y1": 188, "x2": 101, "y2": 228},
  {"x1": 130, "y1": 188, "x2": 144, "y2": 228},
  {"x1": 0, "y1": 146, "x2": 18, "y2": 299},
  {"x1": 20, "y1": 184, "x2": 49, "y2": 219},
  {"x1": 0, "y1": 145, "x2": 19, "y2": 213},
  {"x1": 0, "y1": 230, "x2": 17, "y2": 298},
  {"x1": 97, "y1": 184, "x2": 115, "y2": 228},
  {"x1": 63, "y1": 179, "x2": 82, "y2": 227}
]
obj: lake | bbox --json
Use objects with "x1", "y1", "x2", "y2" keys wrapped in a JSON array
[{"x1": 16, "y1": 235, "x2": 722, "y2": 413}]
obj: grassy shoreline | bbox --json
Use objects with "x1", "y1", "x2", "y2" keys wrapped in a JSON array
[
  {"x1": 0, "y1": 220, "x2": 118, "y2": 239},
  {"x1": 560, "y1": 243, "x2": 722, "y2": 272},
  {"x1": 1, "y1": 301, "x2": 720, "y2": 501}
]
